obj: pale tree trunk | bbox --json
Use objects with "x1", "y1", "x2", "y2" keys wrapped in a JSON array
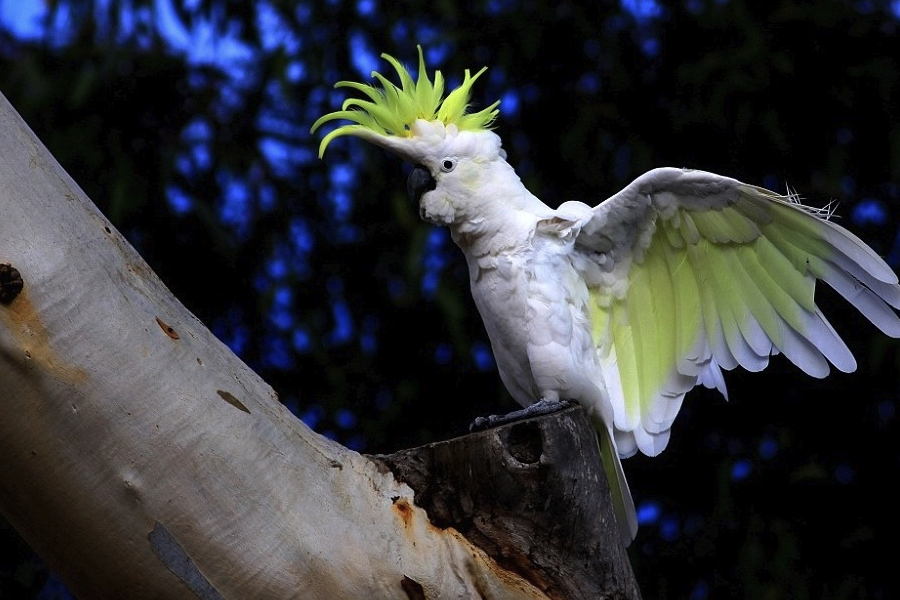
[{"x1": 0, "y1": 91, "x2": 640, "y2": 599}]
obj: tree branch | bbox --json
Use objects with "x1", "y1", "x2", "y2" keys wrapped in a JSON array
[{"x1": 0, "y1": 90, "x2": 639, "y2": 599}]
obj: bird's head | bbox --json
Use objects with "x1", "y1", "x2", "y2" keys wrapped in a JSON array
[{"x1": 312, "y1": 47, "x2": 512, "y2": 226}]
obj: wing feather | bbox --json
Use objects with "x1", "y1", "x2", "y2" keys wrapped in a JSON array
[
  {"x1": 706, "y1": 245, "x2": 770, "y2": 371},
  {"x1": 625, "y1": 266, "x2": 655, "y2": 428},
  {"x1": 689, "y1": 242, "x2": 739, "y2": 370},
  {"x1": 642, "y1": 240, "x2": 690, "y2": 433},
  {"x1": 809, "y1": 256, "x2": 900, "y2": 337},
  {"x1": 577, "y1": 168, "x2": 900, "y2": 457},
  {"x1": 663, "y1": 242, "x2": 704, "y2": 369}
]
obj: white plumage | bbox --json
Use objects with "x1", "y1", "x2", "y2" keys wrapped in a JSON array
[{"x1": 313, "y1": 52, "x2": 900, "y2": 544}]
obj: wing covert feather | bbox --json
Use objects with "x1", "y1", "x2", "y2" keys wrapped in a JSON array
[{"x1": 579, "y1": 168, "x2": 900, "y2": 457}]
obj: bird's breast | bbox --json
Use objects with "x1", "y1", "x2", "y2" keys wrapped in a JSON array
[
  {"x1": 465, "y1": 245, "x2": 595, "y2": 408},
  {"x1": 467, "y1": 251, "x2": 541, "y2": 406}
]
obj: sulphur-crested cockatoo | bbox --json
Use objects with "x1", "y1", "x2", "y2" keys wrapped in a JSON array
[{"x1": 312, "y1": 47, "x2": 900, "y2": 544}]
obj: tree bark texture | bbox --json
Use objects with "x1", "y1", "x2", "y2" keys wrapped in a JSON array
[
  {"x1": 374, "y1": 406, "x2": 641, "y2": 600},
  {"x1": 0, "y1": 90, "x2": 639, "y2": 599}
]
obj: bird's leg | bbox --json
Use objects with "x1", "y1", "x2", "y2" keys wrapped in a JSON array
[{"x1": 469, "y1": 398, "x2": 577, "y2": 432}]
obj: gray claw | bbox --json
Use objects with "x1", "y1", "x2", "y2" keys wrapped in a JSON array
[{"x1": 469, "y1": 398, "x2": 576, "y2": 432}]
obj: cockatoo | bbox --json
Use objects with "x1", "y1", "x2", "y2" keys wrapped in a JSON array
[{"x1": 312, "y1": 47, "x2": 900, "y2": 544}]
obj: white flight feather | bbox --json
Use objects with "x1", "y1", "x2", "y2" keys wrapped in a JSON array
[
  {"x1": 569, "y1": 167, "x2": 900, "y2": 460},
  {"x1": 340, "y1": 116, "x2": 900, "y2": 545}
]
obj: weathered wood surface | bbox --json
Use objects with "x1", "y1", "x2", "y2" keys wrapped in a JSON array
[
  {"x1": 374, "y1": 405, "x2": 642, "y2": 600},
  {"x1": 0, "y1": 86, "x2": 642, "y2": 599}
]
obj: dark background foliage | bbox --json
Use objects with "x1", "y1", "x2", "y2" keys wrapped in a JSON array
[{"x1": 1, "y1": 0, "x2": 899, "y2": 598}]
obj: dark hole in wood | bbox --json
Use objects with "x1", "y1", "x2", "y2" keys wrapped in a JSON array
[{"x1": 506, "y1": 422, "x2": 542, "y2": 464}]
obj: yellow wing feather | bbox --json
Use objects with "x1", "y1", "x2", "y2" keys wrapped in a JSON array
[{"x1": 584, "y1": 168, "x2": 900, "y2": 457}]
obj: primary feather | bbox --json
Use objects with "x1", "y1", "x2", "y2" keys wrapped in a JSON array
[
  {"x1": 577, "y1": 168, "x2": 900, "y2": 458},
  {"x1": 313, "y1": 48, "x2": 900, "y2": 545}
]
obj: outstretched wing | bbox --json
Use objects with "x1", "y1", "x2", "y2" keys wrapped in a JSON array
[{"x1": 569, "y1": 167, "x2": 900, "y2": 458}]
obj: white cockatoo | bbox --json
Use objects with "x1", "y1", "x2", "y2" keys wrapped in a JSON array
[{"x1": 312, "y1": 48, "x2": 900, "y2": 544}]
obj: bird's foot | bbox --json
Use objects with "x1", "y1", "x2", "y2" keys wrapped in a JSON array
[{"x1": 469, "y1": 398, "x2": 577, "y2": 432}]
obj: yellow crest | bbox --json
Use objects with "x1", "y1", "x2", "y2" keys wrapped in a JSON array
[{"x1": 311, "y1": 46, "x2": 500, "y2": 157}]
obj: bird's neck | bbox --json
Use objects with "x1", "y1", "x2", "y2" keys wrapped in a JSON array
[
  {"x1": 445, "y1": 159, "x2": 555, "y2": 259},
  {"x1": 449, "y1": 192, "x2": 550, "y2": 259}
]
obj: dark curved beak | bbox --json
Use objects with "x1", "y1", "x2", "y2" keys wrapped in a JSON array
[{"x1": 407, "y1": 165, "x2": 436, "y2": 205}]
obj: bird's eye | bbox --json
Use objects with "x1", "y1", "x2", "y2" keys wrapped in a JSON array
[{"x1": 440, "y1": 158, "x2": 456, "y2": 173}]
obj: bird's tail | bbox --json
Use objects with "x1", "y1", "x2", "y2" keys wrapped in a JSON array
[{"x1": 596, "y1": 424, "x2": 638, "y2": 545}]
